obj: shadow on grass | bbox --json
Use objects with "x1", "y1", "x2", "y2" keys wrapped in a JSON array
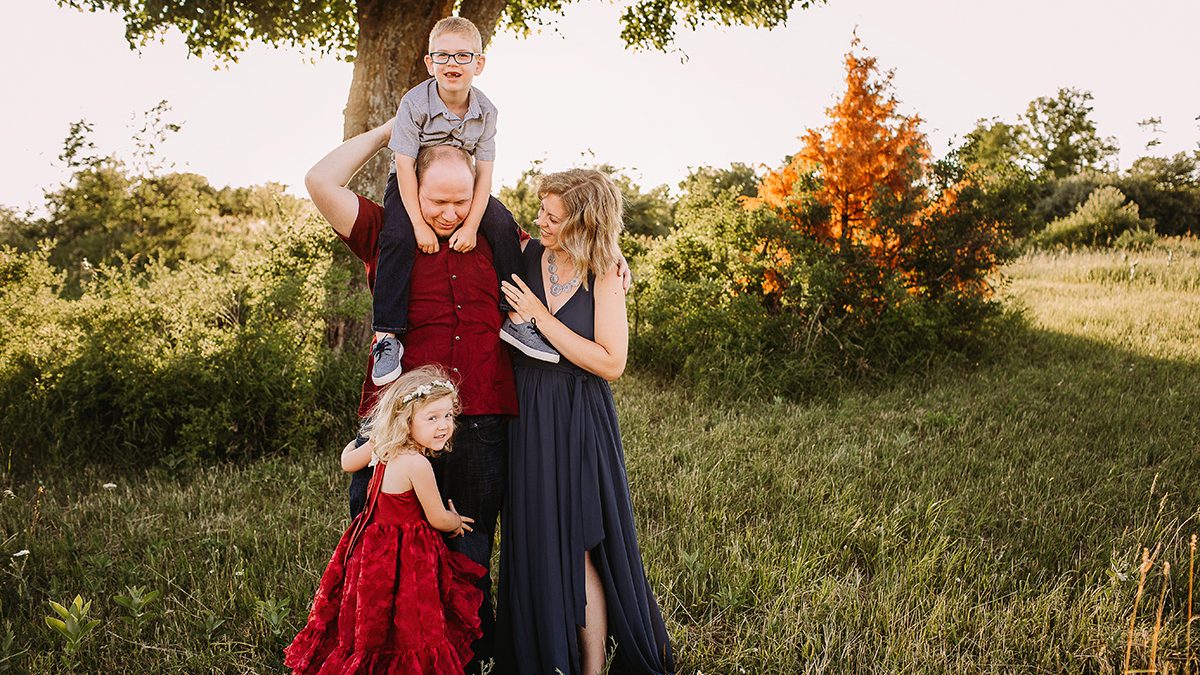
[
  {"x1": 617, "y1": 316, "x2": 1199, "y2": 670},
  {"x1": 2, "y1": 316, "x2": 1197, "y2": 671}
]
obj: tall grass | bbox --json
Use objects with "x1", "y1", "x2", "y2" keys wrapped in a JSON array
[{"x1": 2, "y1": 242, "x2": 1199, "y2": 671}]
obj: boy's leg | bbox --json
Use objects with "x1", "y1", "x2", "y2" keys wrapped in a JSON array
[
  {"x1": 371, "y1": 173, "x2": 416, "y2": 384},
  {"x1": 374, "y1": 172, "x2": 417, "y2": 333},
  {"x1": 483, "y1": 196, "x2": 561, "y2": 363},
  {"x1": 478, "y1": 196, "x2": 521, "y2": 314},
  {"x1": 347, "y1": 433, "x2": 372, "y2": 519}
]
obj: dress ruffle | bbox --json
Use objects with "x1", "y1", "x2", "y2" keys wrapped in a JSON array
[
  {"x1": 288, "y1": 640, "x2": 469, "y2": 675},
  {"x1": 286, "y1": 489, "x2": 484, "y2": 675}
]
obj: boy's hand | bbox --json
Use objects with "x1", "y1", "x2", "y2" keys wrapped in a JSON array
[
  {"x1": 448, "y1": 225, "x2": 478, "y2": 252},
  {"x1": 415, "y1": 223, "x2": 440, "y2": 254}
]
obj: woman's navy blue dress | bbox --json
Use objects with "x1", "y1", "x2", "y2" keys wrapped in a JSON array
[{"x1": 497, "y1": 240, "x2": 674, "y2": 674}]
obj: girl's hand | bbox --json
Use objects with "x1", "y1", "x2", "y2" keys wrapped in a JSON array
[
  {"x1": 501, "y1": 275, "x2": 551, "y2": 324},
  {"x1": 447, "y1": 499, "x2": 475, "y2": 538}
]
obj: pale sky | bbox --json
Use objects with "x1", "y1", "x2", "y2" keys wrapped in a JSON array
[{"x1": 2, "y1": 0, "x2": 1198, "y2": 213}]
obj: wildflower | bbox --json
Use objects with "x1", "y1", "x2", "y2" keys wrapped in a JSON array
[
  {"x1": 102, "y1": 483, "x2": 117, "y2": 490},
  {"x1": 12, "y1": 550, "x2": 29, "y2": 558}
]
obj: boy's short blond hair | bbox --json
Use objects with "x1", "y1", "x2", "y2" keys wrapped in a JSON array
[{"x1": 429, "y1": 16, "x2": 483, "y2": 53}]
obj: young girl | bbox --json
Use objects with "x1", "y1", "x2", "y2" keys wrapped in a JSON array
[{"x1": 285, "y1": 365, "x2": 484, "y2": 674}]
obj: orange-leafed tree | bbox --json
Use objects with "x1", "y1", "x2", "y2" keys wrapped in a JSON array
[
  {"x1": 629, "y1": 38, "x2": 1014, "y2": 396},
  {"x1": 745, "y1": 37, "x2": 1009, "y2": 313},
  {"x1": 749, "y1": 36, "x2": 927, "y2": 256}
]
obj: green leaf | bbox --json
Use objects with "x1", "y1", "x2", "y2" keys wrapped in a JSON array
[{"x1": 48, "y1": 601, "x2": 70, "y2": 620}]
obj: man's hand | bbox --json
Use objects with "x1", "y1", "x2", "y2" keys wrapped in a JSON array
[
  {"x1": 616, "y1": 254, "x2": 633, "y2": 293},
  {"x1": 448, "y1": 225, "x2": 478, "y2": 252},
  {"x1": 447, "y1": 499, "x2": 474, "y2": 538},
  {"x1": 415, "y1": 223, "x2": 440, "y2": 254},
  {"x1": 377, "y1": 117, "x2": 395, "y2": 146}
]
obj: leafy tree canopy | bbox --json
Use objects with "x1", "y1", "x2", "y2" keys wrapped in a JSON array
[
  {"x1": 1018, "y1": 87, "x2": 1118, "y2": 179},
  {"x1": 58, "y1": 0, "x2": 824, "y2": 60}
]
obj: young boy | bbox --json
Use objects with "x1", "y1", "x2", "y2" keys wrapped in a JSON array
[{"x1": 372, "y1": 16, "x2": 558, "y2": 385}]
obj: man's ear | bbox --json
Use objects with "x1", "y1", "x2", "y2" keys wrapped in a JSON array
[
  {"x1": 424, "y1": 54, "x2": 435, "y2": 76},
  {"x1": 474, "y1": 54, "x2": 486, "y2": 76}
]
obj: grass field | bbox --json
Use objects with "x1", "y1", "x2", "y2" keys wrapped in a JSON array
[{"x1": 3, "y1": 242, "x2": 1200, "y2": 673}]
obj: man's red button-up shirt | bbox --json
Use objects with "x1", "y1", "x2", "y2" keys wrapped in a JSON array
[{"x1": 338, "y1": 195, "x2": 517, "y2": 418}]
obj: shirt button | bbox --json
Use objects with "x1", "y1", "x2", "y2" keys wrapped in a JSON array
[
  {"x1": 456, "y1": 304, "x2": 462, "y2": 310},
  {"x1": 452, "y1": 367, "x2": 459, "y2": 373},
  {"x1": 455, "y1": 335, "x2": 461, "y2": 341},
  {"x1": 451, "y1": 274, "x2": 457, "y2": 280}
]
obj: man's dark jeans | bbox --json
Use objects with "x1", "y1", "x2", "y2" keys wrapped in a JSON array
[
  {"x1": 372, "y1": 172, "x2": 521, "y2": 334},
  {"x1": 347, "y1": 414, "x2": 507, "y2": 674}
]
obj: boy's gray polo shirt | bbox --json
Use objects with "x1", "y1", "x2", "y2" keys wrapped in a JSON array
[{"x1": 389, "y1": 77, "x2": 498, "y2": 162}]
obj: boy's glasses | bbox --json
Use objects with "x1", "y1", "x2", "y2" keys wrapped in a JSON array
[{"x1": 429, "y1": 51, "x2": 479, "y2": 65}]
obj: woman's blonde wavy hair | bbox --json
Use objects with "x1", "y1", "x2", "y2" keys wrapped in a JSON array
[
  {"x1": 538, "y1": 169, "x2": 624, "y2": 288},
  {"x1": 365, "y1": 365, "x2": 461, "y2": 461}
]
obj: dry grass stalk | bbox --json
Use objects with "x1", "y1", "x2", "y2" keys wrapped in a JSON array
[
  {"x1": 1130, "y1": 546, "x2": 1163, "y2": 674},
  {"x1": 1187, "y1": 534, "x2": 1197, "y2": 675},
  {"x1": 29, "y1": 484, "x2": 44, "y2": 535},
  {"x1": 1151, "y1": 562, "x2": 1172, "y2": 673}
]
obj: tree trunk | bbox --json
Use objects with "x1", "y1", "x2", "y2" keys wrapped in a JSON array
[
  {"x1": 343, "y1": 0, "x2": 452, "y2": 200},
  {"x1": 343, "y1": 0, "x2": 507, "y2": 201},
  {"x1": 459, "y1": 0, "x2": 508, "y2": 48}
]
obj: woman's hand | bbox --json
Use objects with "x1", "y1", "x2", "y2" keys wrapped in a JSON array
[{"x1": 501, "y1": 275, "x2": 552, "y2": 324}]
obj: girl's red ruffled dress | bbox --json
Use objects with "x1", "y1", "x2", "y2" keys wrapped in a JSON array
[{"x1": 285, "y1": 464, "x2": 485, "y2": 674}]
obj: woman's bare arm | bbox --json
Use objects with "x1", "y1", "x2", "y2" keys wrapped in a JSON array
[{"x1": 503, "y1": 265, "x2": 628, "y2": 381}]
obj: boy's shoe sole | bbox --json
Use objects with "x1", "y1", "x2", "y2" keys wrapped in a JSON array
[
  {"x1": 371, "y1": 366, "x2": 404, "y2": 387},
  {"x1": 500, "y1": 328, "x2": 561, "y2": 363}
]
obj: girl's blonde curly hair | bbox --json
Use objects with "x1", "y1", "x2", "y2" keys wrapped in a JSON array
[{"x1": 365, "y1": 365, "x2": 461, "y2": 461}]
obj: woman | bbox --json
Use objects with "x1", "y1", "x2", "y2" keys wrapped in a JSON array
[{"x1": 497, "y1": 169, "x2": 674, "y2": 674}]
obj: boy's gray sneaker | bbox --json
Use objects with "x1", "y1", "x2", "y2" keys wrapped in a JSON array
[
  {"x1": 500, "y1": 319, "x2": 560, "y2": 363},
  {"x1": 371, "y1": 334, "x2": 404, "y2": 386}
]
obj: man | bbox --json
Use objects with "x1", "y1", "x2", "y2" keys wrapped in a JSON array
[{"x1": 305, "y1": 119, "x2": 516, "y2": 672}]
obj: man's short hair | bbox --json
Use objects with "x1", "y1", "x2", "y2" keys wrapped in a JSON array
[
  {"x1": 428, "y1": 16, "x2": 483, "y2": 53},
  {"x1": 415, "y1": 145, "x2": 476, "y2": 183}
]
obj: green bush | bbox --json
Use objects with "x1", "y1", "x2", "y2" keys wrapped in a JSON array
[
  {"x1": 1034, "y1": 185, "x2": 1152, "y2": 249},
  {"x1": 1118, "y1": 153, "x2": 1200, "y2": 237},
  {"x1": 1, "y1": 116, "x2": 315, "y2": 294},
  {"x1": 1113, "y1": 228, "x2": 1158, "y2": 251},
  {"x1": 0, "y1": 215, "x2": 363, "y2": 474},
  {"x1": 628, "y1": 170, "x2": 1012, "y2": 400},
  {"x1": 1031, "y1": 153, "x2": 1200, "y2": 239}
]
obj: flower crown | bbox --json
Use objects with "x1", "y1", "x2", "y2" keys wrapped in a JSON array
[{"x1": 400, "y1": 379, "x2": 456, "y2": 406}]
